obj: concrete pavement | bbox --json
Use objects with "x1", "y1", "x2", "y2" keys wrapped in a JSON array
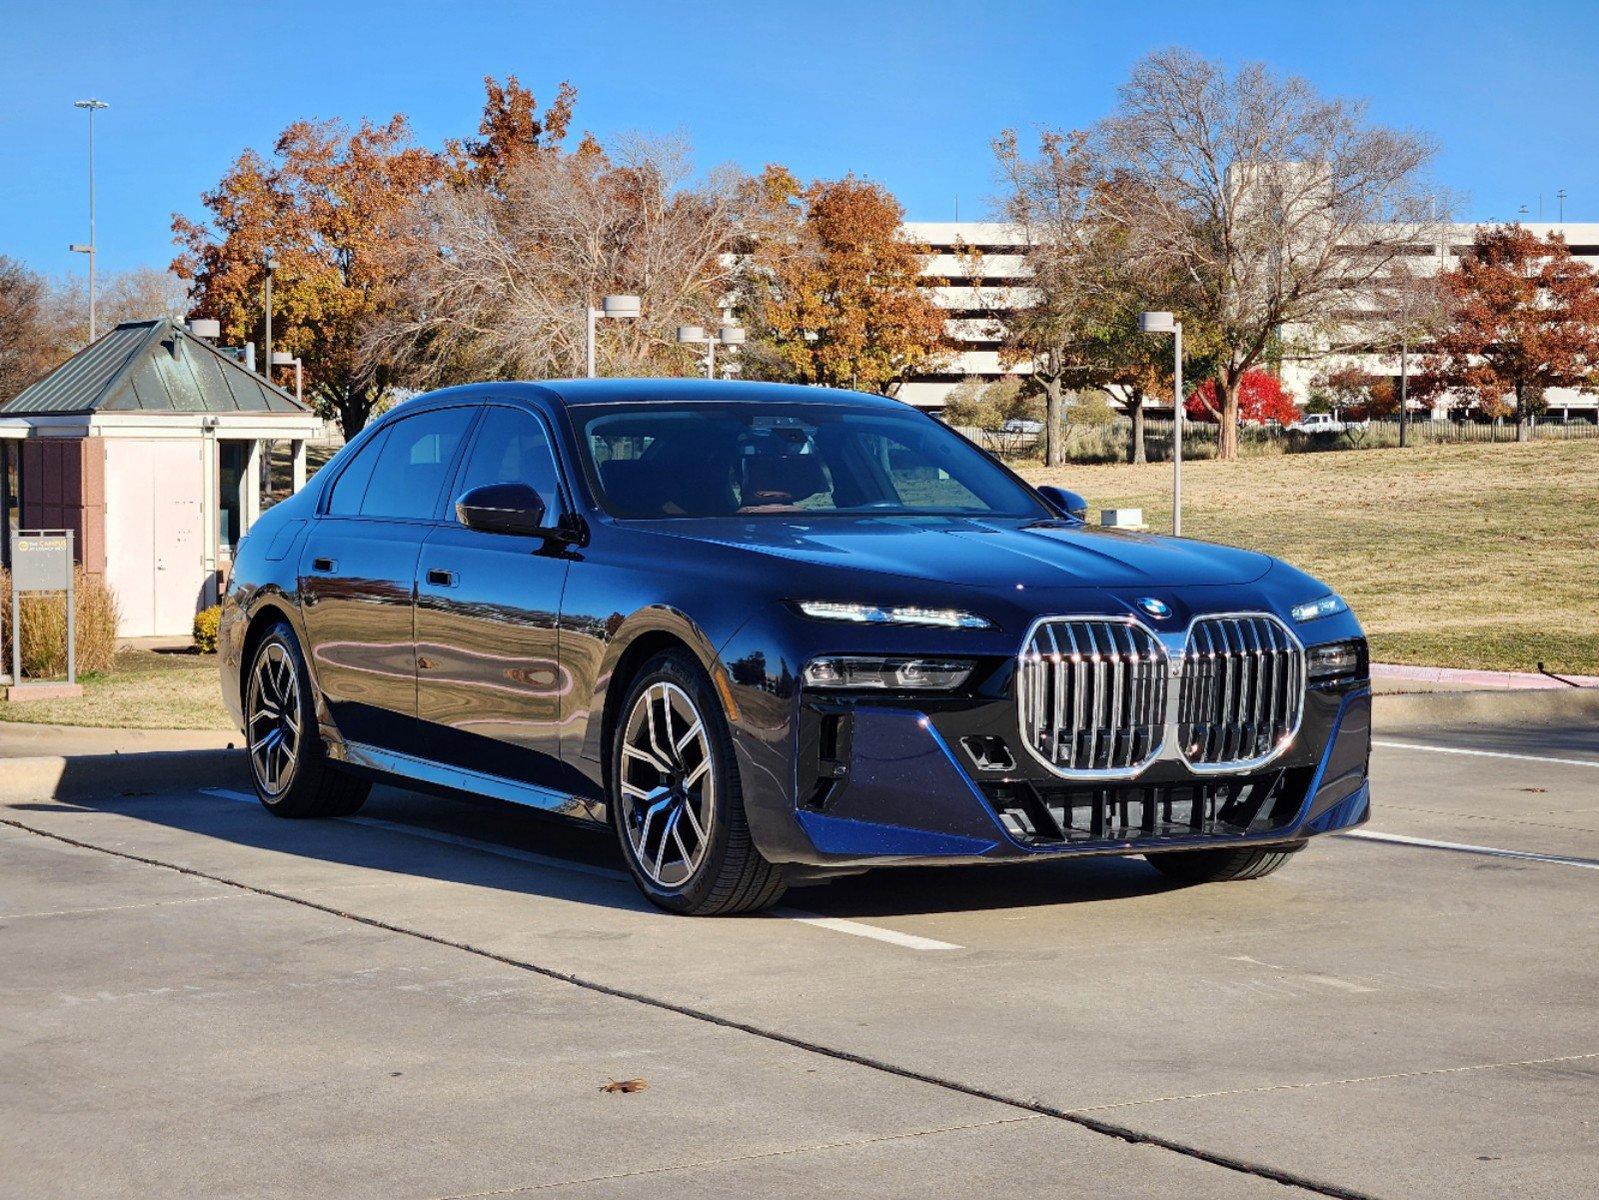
[{"x1": 2, "y1": 698, "x2": 1596, "y2": 1198}]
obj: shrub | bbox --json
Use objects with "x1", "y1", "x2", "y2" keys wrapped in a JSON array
[
  {"x1": 0, "y1": 567, "x2": 120, "y2": 677},
  {"x1": 193, "y1": 605, "x2": 222, "y2": 654}
]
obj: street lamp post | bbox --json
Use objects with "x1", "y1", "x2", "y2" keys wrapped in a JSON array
[
  {"x1": 675, "y1": 322, "x2": 746, "y2": 379},
  {"x1": 1139, "y1": 311, "x2": 1184, "y2": 537},
  {"x1": 1558, "y1": 189, "x2": 1567, "y2": 222},
  {"x1": 585, "y1": 294, "x2": 641, "y2": 377},
  {"x1": 71, "y1": 98, "x2": 109, "y2": 343}
]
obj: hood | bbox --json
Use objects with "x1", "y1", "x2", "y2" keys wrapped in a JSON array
[{"x1": 640, "y1": 515, "x2": 1274, "y2": 591}]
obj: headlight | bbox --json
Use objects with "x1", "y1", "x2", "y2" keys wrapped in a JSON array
[
  {"x1": 1291, "y1": 594, "x2": 1348, "y2": 623},
  {"x1": 1306, "y1": 638, "x2": 1367, "y2": 682},
  {"x1": 794, "y1": 600, "x2": 992, "y2": 630},
  {"x1": 803, "y1": 656, "x2": 975, "y2": 690}
]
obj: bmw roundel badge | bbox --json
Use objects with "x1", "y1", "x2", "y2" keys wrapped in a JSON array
[{"x1": 1137, "y1": 597, "x2": 1172, "y2": 619}]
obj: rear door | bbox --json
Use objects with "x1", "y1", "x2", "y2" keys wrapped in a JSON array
[
  {"x1": 414, "y1": 403, "x2": 574, "y2": 790},
  {"x1": 298, "y1": 406, "x2": 476, "y2": 751}
]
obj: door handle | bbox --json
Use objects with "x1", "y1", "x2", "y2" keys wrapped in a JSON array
[
  {"x1": 426, "y1": 568, "x2": 457, "y2": 588},
  {"x1": 312, "y1": 556, "x2": 337, "y2": 573}
]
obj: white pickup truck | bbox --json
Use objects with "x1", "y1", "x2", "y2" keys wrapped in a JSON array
[{"x1": 1290, "y1": 412, "x2": 1348, "y2": 434}]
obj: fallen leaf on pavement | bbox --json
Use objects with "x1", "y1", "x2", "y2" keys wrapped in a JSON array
[{"x1": 601, "y1": 1078, "x2": 647, "y2": 1094}]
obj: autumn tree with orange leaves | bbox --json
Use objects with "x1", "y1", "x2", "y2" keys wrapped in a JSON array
[
  {"x1": 737, "y1": 173, "x2": 946, "y2": 394},
  {"x1": 173, "y1": 115, "x2": 442, "y2": 434},
  {"x1": 1426, "y1": 226, "x2": 1599, "y2": 440}
]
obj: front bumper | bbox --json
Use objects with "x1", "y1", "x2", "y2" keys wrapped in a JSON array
[{"x1": 751, "y1": 680, "x2": 1371, "y2": 868}]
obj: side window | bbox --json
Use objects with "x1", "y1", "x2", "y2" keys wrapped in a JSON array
[
  {"x1": 358, "y1": 407, "x2": 475, "y2": 521},
  {"x1": 455, "y1": 407, "x2": 564, "y2": 522},
  {"x1": 326, "y1": 429, "x2": 388, "y2": 516}
]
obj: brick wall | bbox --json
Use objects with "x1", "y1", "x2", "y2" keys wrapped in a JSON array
[{"x1": 19, "y1": 438, "x2": 107, "y2": 577}]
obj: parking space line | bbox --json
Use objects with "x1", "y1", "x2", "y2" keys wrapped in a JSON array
[
  {"x1": 1373, "y1": 739, "x2": 1599, "y2": 769},
  {"x1": 774, "y1": 912, "x2": 962, "y2": 951},
  {"x1": 1340, "y1": 829, "x2": 1599, "y2": 871},
  {"x1": 199, "y1": 789, "x2": 963, "y2": 951}
]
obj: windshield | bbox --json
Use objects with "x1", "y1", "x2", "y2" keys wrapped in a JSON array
[{"x1": 571, "y1": 402, "x2": 1049, "y2": 520}]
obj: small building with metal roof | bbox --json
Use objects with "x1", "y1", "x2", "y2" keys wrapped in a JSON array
[{"x1": 0, "y1": 318, "x2": 326, "y2": 637}]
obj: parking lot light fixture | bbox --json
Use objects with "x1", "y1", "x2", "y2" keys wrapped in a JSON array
[
  {"x1": 586, "y1": 295, "x2": 641, "y2": 378},
  {"x1": 1139, "y1": 311, "x2": 1184, "y2": 537},
  {"x1": 677, "y1": 322, "x2": 745, "y2": 379}
]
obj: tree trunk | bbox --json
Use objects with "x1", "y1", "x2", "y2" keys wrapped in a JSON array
[
  {"x1": 1217, "y1": 374, "x2": 1241, "y2": 461},
  {"x1": 1043, "y1": 377, "x2": 1063, "y2": 467},
  {"x1": 1514, "y1": 383, "x2": 1530, "y2": 442},
  {"x1": 1130, "y1": 393, "x2": 1146, "y2": 464}
]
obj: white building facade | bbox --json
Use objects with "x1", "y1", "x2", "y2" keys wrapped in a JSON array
[{"x1": 896, "y1": 220, "x2": 1599, "y2": 420}]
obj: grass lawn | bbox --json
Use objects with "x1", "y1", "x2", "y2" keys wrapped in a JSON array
[
  {"x1": 3, "y1": 647, "x2": 231, "y2": 730},
  {"x1": 1023, "y1": 439, "x2": 1599, "y2": 675}
]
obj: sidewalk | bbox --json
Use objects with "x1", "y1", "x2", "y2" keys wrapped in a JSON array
[
  {"x1": 0, "y1": 722, "x2": 236, "y2": 759},
  {"x1": 1372, "y1": 662, "x2": 1599, "y2": 693}
]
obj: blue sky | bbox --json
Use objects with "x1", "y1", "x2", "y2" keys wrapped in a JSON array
[{"x1": 6, "y1": 0, "x2": 1599, "y2": 280}]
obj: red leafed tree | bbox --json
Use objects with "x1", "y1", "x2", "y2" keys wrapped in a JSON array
[
  {"x1": 1426, "y1": 225, "x2": 1599, "y2": 440},
  {"x1": 1185, "y1": 370, "x2": 1298, "y2": 425}
]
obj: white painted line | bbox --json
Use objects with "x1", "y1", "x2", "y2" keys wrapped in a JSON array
[
  {"x1": 199, "y1": 789, "x2": 962, "y2": 950},
  {"x1": 1341, "y1": 829, "x2": 1599, "y2": 872},
  {"x1": 1373, "y1": 739, "x2": 1599, "y2": 770},
  {"x1": 774, "y1": 911, "x2": 963, "y2": 952}
]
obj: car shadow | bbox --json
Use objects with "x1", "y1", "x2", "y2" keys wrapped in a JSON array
[{"x1": 15, "y1": 756, "x2": 1190, "y2": 920}]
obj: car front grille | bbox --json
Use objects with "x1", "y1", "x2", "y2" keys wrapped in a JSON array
[
  {"x1": 1017, "y1": 618, "x2": 1169, "y2": 777},
  {"x1": 1177, "y1": 615, "x2": 1305, "y2": 768}
]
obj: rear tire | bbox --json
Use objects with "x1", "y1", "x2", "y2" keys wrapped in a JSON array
[
  {"x1": 245, "y1": 621, "x2": 369, "y2": 819},
  {"x1": 1145, "y1": 843, "x2": 1303, "y2": 884},
  {"x1": 609, "y1": 650, "x2": 786, "y2": 915}
]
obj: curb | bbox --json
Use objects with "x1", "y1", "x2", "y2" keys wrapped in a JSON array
[
  {"x1": 1374, "y1": 686, "x2": 1599, "y2": 732},
  {"x1": 0, "y1": 748, "x2": 249, "y2": 804}
]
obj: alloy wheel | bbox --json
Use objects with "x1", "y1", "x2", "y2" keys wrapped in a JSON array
[
  {"x1": 618, "y1": 681, "x2": 715, "y2": 888},
  {"x1": 247, "y1": 641, "x2": 302, "y2": 797}
]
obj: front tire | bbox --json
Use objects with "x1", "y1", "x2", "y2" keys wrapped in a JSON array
[
  {"x1": 245, "y1": 622, "x2": 369, "y2": 819},
  {"x1": 609, "y1": 651, "x2": 786, "y2": 915},
  {"x1": 1145, "y1": 843, "x2": 1303, "y2": 884}
]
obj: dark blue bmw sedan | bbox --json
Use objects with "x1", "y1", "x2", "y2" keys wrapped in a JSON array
[{"x1": 220, "y1": 379, "x2": 1372, "y2": 914}]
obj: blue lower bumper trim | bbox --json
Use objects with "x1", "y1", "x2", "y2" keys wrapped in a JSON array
[{"x1": 795, "y1": 809, "x2": 999, "y2": 859}]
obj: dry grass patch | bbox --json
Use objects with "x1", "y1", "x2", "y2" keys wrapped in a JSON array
[
  {"x1": 1024, "y1": 440, "x2": 1599, "y2": 675},
  {"x1": 3, "y1": 646, "x2": 231, "y2": 730}
]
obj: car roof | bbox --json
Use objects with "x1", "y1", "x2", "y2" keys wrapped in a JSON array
[{"x1": 432, "y1": 378, "x2": 912, "y2": 411}]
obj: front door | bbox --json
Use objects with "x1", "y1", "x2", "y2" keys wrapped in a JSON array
[
  {"x1": 415, "y1": 404, "x2": 573, "y2": 790},
  {"x1": 298, "y1": 406, "x2": 474, "y2": 751}
]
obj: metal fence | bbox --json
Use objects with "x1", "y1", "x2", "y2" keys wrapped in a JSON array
[{"x1": 959, "y1": 416, "x2": 1599, "y2": 462}]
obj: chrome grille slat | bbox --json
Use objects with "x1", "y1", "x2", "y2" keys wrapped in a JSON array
[
  {"x1": 1178, "y1": 615, "x2": 1305, "y2": 769},
  {"x1": 1018, "y1": 619, "x2": 1168, "y2": 778}
]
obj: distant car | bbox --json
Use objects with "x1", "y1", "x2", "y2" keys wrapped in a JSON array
[
  {"x1": 221, "y1": 379, "x2": 1372, "y2": 915},
  {"x1": 1001, "y1": 418, "x2": 1045, "y2": 434},
  {"x1": 1291, "y1": 412, "x2": 1347, "y2": 434}
]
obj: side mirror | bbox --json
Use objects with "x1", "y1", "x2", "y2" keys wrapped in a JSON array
[
  {"x1": 455, "y1": 482, "x2": 550, "y2": 537},
  {"x1": 1036, "y1": 485, "x2": 1089, "y2": 521}
]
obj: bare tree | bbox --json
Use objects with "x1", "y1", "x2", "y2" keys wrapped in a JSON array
[
  {"x1": 1098, "y1": 48, "x2": 1443, "y2": 459},
  {"x1": 374, "y1": 134, "x2": 745, "y2": 385}
]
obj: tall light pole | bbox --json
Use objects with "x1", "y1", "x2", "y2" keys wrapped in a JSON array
[
  {"x1": 585, "y1": 294, "x2": 641, "y2": 377},
  {"x1": 71, "y1": 98, "x2": 109, "y2": 343},
  {"x1": 675, "y1": 322, "x2": 745, "y2": 379},
  {"x1": 1139, "y1": 311, "x2": 1184, "y2": 537},
  {"x1": 261, "y1": 248, "x2": 276, "y2": 380},
  {"x1": 1558, "y1": 189, "x2": 1567, "y2": 222}
]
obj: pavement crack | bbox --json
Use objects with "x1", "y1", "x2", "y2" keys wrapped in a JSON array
[
  {"x1": 1077, "y1": 1051, "x2": 1599, "y2": 1112},
  {"x1": 0, "y1": 813, "x2": 1381, "y2": 1200},
  {"x1": 426, "y1": 1114, "x2": 1043, "y2": 1197}
]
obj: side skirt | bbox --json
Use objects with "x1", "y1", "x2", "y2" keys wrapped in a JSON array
[{"x1": 336, "y1": 740, "x2": 607, "y2": 823}]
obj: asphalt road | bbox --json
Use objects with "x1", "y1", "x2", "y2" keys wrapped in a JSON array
[{"x1": 3, "y1": 722, "x2": 1596, "y2": 1199}]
